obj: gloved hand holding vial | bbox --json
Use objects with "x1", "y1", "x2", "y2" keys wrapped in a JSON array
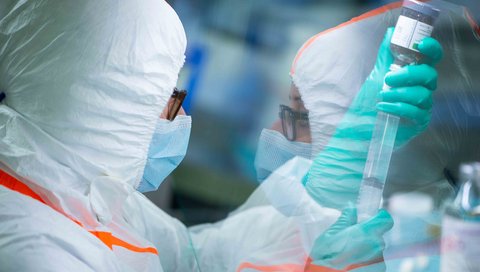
[{"x1": 357, "y1": 0, "x2": 442, "y2": 222}]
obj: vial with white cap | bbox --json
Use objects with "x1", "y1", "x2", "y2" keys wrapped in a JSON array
[{"x1": 388, "y1": 192, "x2": 435, "y2": 246}]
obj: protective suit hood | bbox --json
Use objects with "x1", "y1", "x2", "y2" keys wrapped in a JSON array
[
  {"x1": 291, "y1": 0, "x2": 480, "y2": 200},
  {"x1": 0, "y1": 0, "x2": 186, "y2": 220}
]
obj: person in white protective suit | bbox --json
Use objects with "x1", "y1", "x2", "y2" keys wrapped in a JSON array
[
  {"x1": 295, "y1": 0, "x2": 480, "y2": 211},
  {"x1": 252, "y1": 0, "x2": 479, "y2": 270},
  {"x1": 0, "y1": 1, "x2": 392, "y2": 271},
  {"x1": 0, "y1": 0, "x2": 477, "y2": 272}
]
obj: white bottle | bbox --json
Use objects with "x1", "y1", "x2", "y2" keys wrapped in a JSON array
[
  {"x1": 386, "y1": 192, "x2": 438, "y2": 272},
  {"x1": 440, "y1": 163, "x2": 480, "y2": 271},
  {"x1": 388, "y1": 192, "x2": 435, "y2": 247}
]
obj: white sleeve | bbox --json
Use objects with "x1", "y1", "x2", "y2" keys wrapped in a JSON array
[{"x1": 0, "y1": 186, "x2": 124, "y2": 272}]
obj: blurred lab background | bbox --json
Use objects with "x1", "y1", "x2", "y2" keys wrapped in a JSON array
[{"x1": 144, "y1": 0, "x2": 480, "y2": 226}]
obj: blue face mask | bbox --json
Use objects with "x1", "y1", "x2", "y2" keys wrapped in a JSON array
[
  {"x1": 254, "y1": 129, "x2": 311, "y2": 183},
  {"x1": 138, "y1": 115, "x2": 192, "y2": 192}
]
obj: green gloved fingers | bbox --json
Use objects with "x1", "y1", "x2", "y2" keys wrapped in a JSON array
[
  {"x1": 417, "y1": 37, "x2": 443, "y2": 65},
  {"x1": 380, "y1": 35, "x2": 442, "y2": 124},
  {"x1": 310, "y1": 208, "x2": 393, "y2": 270},
  {"x1": 377, "y1": 102, "x2": 430, "y2": 127},
  {"x1": 322, "y1": 207, "x2": 357, "y2": 237},
  {"x1": 358, "y1": 209, "x2": 394, "y2": 237},
  {"x1": 377, "y1": 83, "x2": 432, "y2": 126},
  {"x1": 377, "y1": 34, "x2": 443, "y2": 138},
  {"x1": 385, "y1": 64, "x2": 438, "y2": 90},
  {"x1": 378, "y1": 86, "x2": 433, "y2": 110}
]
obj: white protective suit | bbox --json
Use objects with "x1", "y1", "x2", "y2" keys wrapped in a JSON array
[
  {"x1": 0, "y1": 1, "x2": 338, "y2": 271},
  {"x1": 0, "y1": 0, "x2": 194, "y2": 271}
]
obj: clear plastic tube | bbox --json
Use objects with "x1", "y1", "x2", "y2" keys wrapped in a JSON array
[
  {"x1": 357, "y1": 64, "x2": 402, "y2": 223},
  {"x1": 357, "y1": 110, "x2": 399, "y2": 223}
]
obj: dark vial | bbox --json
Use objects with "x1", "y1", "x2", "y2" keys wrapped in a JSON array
[{"x1": 390, "y1": 0, "x2": 440, "y2": 66}]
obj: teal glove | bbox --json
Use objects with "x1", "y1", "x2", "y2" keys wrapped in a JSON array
[
  {"x1": 310, "y1": 208, "x2": 393, "y2": 271},
  {"x1": 379, "y1": 36, "x2": 443, "y2": 143},
  {"x1": 304, "y1": 27, "x2": 443, "y2": 210}
]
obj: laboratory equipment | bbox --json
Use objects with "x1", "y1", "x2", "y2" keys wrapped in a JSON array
[
  {"x1": 440, "y1": 163, "x2": 480, "y2": 271},
  {"x1": 356, "y1": 0, "x2": 440, "y2": 222}
]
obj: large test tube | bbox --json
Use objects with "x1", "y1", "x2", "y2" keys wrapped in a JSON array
[
  {"x1": 357, "y1": 101, "x2": 399, "y2": 223},
  {"x1": 357, "y1": 0, "x2": 440, "y2": 223}
]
